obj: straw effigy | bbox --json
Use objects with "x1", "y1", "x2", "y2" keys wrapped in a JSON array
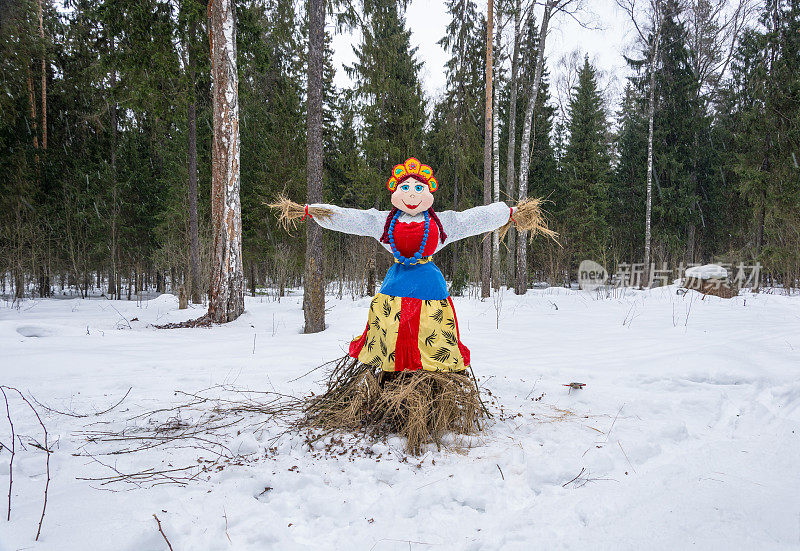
[{"x1": 270, "y1": 195, "x2": 556, "y2": 454}]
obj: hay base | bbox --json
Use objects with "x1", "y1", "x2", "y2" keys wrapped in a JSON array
[{"x1": 301, "y1": 356, "x2": 486, "y2": 455}]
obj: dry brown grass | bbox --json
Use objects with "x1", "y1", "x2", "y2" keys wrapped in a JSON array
[
  {"x1": 301, "y1": 357, "x2": 485, "y2": 455},
  {"x1": 499, "y1": 197, "x2": 559, "y2": 244},
  {"x1": 267, "y1": 195, "x2": 333, "y2": 232}
]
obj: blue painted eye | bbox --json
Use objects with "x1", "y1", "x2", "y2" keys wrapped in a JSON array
[
  {"x1": 401, "y1": 184, "x2": 410, "y2": 191},
  {"x1": 415, "y1": 185, "x2": 424, "y2": 192}
]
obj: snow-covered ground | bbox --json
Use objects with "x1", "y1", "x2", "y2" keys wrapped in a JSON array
[{"x1": 1, "y1": 286, "x2": 799, "y2": 550}]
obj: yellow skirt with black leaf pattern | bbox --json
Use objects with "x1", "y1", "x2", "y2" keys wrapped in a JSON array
[{"x1": 348, "y1": 293, "x2": 471, "y2": 373}]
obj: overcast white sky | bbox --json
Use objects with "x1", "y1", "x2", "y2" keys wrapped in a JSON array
[{"x1": 330, "y1": 0, "x2": 639, "y2": 120}]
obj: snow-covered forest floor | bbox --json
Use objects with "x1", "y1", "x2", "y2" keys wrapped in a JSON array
[{"x1": 1, "y1": 286, "x2": 799, "y2": 550}]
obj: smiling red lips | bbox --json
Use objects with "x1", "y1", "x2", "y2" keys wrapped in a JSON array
[{"x1": 404, "y1": 202, "x2": 420, "y2": 210}]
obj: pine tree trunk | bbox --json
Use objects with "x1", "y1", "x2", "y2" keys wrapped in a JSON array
[
  {"x1": 39, "y1": 0, "x2": 46, "y2": 150},
  {"x1": 515, "y1": 1, "x2": 553, "y2": 295},
  {"x1": 303, "y1": 0, "x2": 326, "y2": 333},
  {"x1": 208, "y1": 0, "x2": 245, "y2": 323},
  {"x1": 481, "y1": 0, "x2": 494, "y2": 299},
  {"x1": 26, "y1": 67, "x2": 39, "y2": 154},
  {"x1": 505, "y1": 0, "x2": 522, "y2": 286},
  {"x1": 188, "y1": 17, "x2": 202, "y2": 305}
]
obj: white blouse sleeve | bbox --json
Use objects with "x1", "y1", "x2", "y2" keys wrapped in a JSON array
[
  {"x1": 309, "y1": 204, "x2": 387, "y2": 240},
  {"x1": 437, "y1": 202, "x2": 511, "y2": 244}
]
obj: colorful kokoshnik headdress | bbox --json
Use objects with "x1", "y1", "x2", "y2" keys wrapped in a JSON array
[{"x1": 386, "y1": 157, "x2": 439, "y2": 193}]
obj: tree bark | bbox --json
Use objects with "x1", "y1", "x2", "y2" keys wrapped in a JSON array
[
  {"x1": 505, "y1": 0, "x2": 522, "y2": 286},
  {"x1": 644, "y1": 6, "x2": 662, "y2": 287},
  {"x1": 451, "y1": 156, "x2": 460, "y2": 281},
  {"x1": 303, "y1": 0, "x2": 326, "y2": 333},
  {"x1": 188, "y1": 16, "x2": 201, "y2": 304},
  {"x1": 515, "y1": 1, "x2": 553, "y2": 295},
  {"x1": 39, "y1": 0, "x2": 46, "y2": 150},
  {"x1": 26, "y1": 67, "x2": 39, "y2": 153},
  {"x1": 208, "y1": 0, "x2": 245, "y2": 323},
  {"x1": 109, "y1": 64, "x2": 118, "y2": 299},
  {"x1": 491, "y1": 13, "x2": 501, "y2": 290},
  {"x1": 481, "y1": 0, "x2": 494, "y2": 299}
]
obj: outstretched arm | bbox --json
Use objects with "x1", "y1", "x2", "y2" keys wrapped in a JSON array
[
  {"x1": 307, "y1": 204, "x2": 387, "y2": 240},
  {"x1": 269, "y1": 197, "x2": 387, "y2": 240},
  {"x1": 436, "y1": 202, "x2": 512, "y2": 244}
]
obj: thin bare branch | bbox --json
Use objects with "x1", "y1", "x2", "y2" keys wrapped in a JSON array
[
  {"x1": 0, "y1": 386, "x2": 50, "y2": 541},
  {"x1": 153, "y1": 514, "x2": 174, "y2": 551},
  {"x1": 1, "y1": 388, "x2": 14, "y2": 522}
]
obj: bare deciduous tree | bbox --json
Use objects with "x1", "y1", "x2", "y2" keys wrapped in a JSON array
[
  {"x1": 208, "y1": 0, "x2": 245, "y2": 323},
  {"x1": 504, "y1": 0, "x2": 524, "y2": 286},
  {"x1": 515, "y1": 0, "x2": 588, "y2": 294},
  {"x1": 617, "y1": 0, "x2": 664, "y2": 286},
  {"x1": 515, "y1": 0, "x2": 554, "y2": 294},
  {"x1": 482, "y1": 0, "x2": 495, "y2": 299},
  {"x1": 685, "y1": 0, "x2": 753, "y2": 102}
]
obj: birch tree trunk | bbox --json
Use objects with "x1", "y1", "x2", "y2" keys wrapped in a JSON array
[
  {"x1": 505, "y1": 0, "x2": 523, "y2": 286},
  {"x1": 303, "y1": 0, "x2": 326, "y2": 333},
  {"x1": 451, "y1": 149, "x2": 460, "y2": 280},
  {"x1": 188, "y1": 17, "x2": 201, "y2": 304},
  {"x1": 208, "y1": 0, "x2": 244, "y2": 323},
  {"x1": 644, "y1": 7, "x2": 662, "y2": 287},
  {"x1": 491, "y1": 18, "x2": 501, "y2": 290},
  {"x1": 481, "y1": 0, "x2": 494, "y2": 299},
  {"x1": 515, "y1": 1, "x2": 553, "y2": 295}
]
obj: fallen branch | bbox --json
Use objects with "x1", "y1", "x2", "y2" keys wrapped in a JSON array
[
  {"x1": 154, "y1": 313, "x2": 213, "y2": 329},
  {"x1": 0, "y1": 386, "x2": 50, "y2": 541},
  {"x1": 562, "y1": 466, "x2": 619, "y2": 489},
  {"x1": 1, "y1": 387, "x2": 14, "y2": 522},
  {"x1": 153, "y1": 514, "x2": 174, "y2": 551},
  {"x1": 562, "y1": 467, "x2": 586, "y2": 488},
  {"x1": 32, "y1": 387, "x2": 132, "y2": 418},
  {"x1": 74, "y1": 386, "x2": 294, "y2": 487}
]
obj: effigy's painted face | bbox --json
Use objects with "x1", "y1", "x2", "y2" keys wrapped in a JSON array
[{"x1": 391, "y1": 178, "x2": 434, "y2": 216}]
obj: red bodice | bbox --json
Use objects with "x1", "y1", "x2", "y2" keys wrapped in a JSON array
[{"x1": 392, "y1": 220, "x2": 439, "y2": 258}]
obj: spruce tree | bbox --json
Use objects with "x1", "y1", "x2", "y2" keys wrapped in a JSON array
[
  {"x1": 611, "y1": 83, "x2": 648, "y2": 265},
  {"x1": 626, "y1": 0, "x2": 710, "y2": 266},
  {"x1": 349, "y1": 0, "x2": 426, "y2": 189},
  {"x1": 430, "y1": 0, "x2": 485, "y2": 280},
  {"x1": 559, "y1": 56, "x2": 612, "y2": 272}
]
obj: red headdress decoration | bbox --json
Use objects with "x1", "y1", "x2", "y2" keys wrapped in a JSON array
[{"x1": 386, "y1": 157, "x2": 439, "y2": 193}]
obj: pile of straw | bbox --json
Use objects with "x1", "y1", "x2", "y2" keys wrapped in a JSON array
[
  {"x1": 267, "y1": 196, "x2": 333, "y2": 232},
  {"x1": 499, "y1": 197, "x2": 559, "y2": 243},
  {"x1": 301, "y1": 357, "x2": 485, "y2": 455}
]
